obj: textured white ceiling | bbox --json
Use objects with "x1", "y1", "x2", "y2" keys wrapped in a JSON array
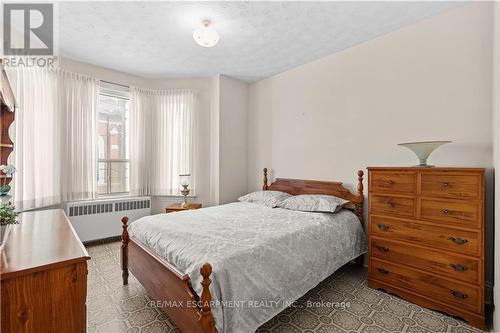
[{"x1": 59, "y1": 1, "x2": 461, "y2": 82}]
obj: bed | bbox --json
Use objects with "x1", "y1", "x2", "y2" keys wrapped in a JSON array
[{"x1": 120, "y1": 168, "x2": 366, "y2": 333}]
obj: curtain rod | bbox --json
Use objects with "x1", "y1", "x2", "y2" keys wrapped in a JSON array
[{"x1": 100, "y1": 79, "x2": 130, "y2": 88}]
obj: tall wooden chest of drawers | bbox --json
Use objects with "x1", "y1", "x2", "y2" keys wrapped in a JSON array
[{"x1": 367, "y1": 167, "x2": 485, "y2": 329}]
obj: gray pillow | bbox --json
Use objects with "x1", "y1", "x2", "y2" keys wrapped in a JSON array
[
  {"x1": 238, "y1": 190, "x2": 292, "y2": 208},
  {"x1": 278, "y1": 194, "x2": 349, "y2": 213}
]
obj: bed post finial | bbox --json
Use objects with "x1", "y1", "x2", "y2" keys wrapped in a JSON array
[
  {"x1": 121, "y1": 216, "x2": 129, "y2": 285},
  {"x1": 355, "y1": 170, "x2": 364, "y2": 224},
  {"x1": 263, "y1": 168, "x2": 268, "y2": 190},
  {"x1": 357, "y1": 170, "x2": 364, "y2": 197},
  {"x1": 355, "y1": 170, "x2": 365, "y2": 268},
  {"x1": 199, "y1": 263, "x2": 216, "y2": 333}
]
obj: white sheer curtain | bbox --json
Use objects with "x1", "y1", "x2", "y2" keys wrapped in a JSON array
[
  {"x1": 130, "y1": 88, "x2": 196, "y2": 196},
  {"x1": 59, "y1": 71, "x2": 98, "y2": 202},
  {"x1": 7, "y1": 68, "x2": 97, "y2": 209}
]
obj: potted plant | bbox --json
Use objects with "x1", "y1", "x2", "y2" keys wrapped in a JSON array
[
  {"x1": 0, "y1": 202, "x2": 18, "y2": 248},
  {"x1": 0, "y1": 164, "x2": 16, "y2": 196}
]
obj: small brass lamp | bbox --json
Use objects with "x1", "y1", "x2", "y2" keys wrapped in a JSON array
[{"x1": 179, "y1": 174, "x2": 191, "y2": 208}]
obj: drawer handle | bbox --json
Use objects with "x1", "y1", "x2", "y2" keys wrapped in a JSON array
[
  {"x1": 387, "y1": 180, "x2": 394, "y2": 186},
  {"x1": 375, "y1": 245, "x2": 389, "y2": 253},
  {"x1": 377, "y1": 224, "x2": 390, "y2": 231},
  {"x1": 385, "y1": 202, "x2": 394, "y2": 208},
  {"x1": 442, "y1": 209, "x2": 449, "y2": 214},
  {"x1": 450, "y1": 263, "x2": 468, "y2": 272},
  {"x1": 448, "y1": 237, "x2": 468, "y2": 245},
  {"x1": 450, "y1": 290, "x2": 468, "y2": 299},
  {"x1": 377, "y1": 268, "x2": 389, "y2": 274},
  {"x1": 443, "y1": 182, "x2": 449, "y2": 187}
]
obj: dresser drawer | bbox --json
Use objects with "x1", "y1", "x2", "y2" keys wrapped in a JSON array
[
  {"x1": 369, "y1": 216, "x2": 481, "y2": 256},
  {"x1": 420, "y1": 199, "x2": 481, "y2": 228},
  {"x1": 370, "y1": 171, "x2": 416, "y2": 194},
  {"x1": 370, "y1": 237, "x2": 480, "y2": 284},
  {"x1": 369, "y1": 195, "x2": 415, "y2": 218},
  {"x1": 421, "y1": 174, "x2": 481, "y2": 199},
  {"x1": 370, "y1": 258, "x2": 481, "y2": 313}
]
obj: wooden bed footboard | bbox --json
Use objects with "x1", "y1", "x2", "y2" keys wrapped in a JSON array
[{"x1": 121, "y1": 217, "x2": 216, "y2": 333}]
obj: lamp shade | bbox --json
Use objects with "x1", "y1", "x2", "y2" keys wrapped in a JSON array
[
  {"x1": 179, "y1": 174, "x2": 190, "y2": 187},
  {"x1": 398, "y1": 141, "x2": 451, "y2": 167}
]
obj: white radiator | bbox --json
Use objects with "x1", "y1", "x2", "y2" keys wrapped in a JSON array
[{"x1": 66, "y1": 197, "x2": 151, "y2": 243}]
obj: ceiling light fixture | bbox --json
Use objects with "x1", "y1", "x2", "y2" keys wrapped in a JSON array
[{"x1": 193, "y1": 20, "x2": 219, "y2": 48}]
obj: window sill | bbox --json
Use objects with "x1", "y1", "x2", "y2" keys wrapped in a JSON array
[
  {"x1": 97, "y1": 193, "x2": 136, "y2": 199},
  {"x1": 151, "y1": 195, "x2": 197, "y2": 198},
  {"x1": 96, "y1": 194, "x2": 197, "y2": 199}
]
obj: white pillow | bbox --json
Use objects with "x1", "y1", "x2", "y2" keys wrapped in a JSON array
[
  {"x1": 278, "y1": 194, "x2": 349, "y2": 213},
  {"x1": 238, "y1": 190, "x2": 292, "y2": 208}
]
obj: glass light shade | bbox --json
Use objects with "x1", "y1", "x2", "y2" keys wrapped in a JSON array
[
  {"x1": 179, "y1": 174, "x2": 190, "y2": 187},
  {"x1": 398, "y1": 141, "x2": 451, "y2": 167},
  {"x1": 193, "y1": 24, "x2": 219, "y2": 48}
]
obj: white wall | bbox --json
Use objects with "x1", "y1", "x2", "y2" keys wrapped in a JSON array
[
  {"x1": 210, "y1": 75, "x2": 221, "y2": 205},
  {"x1": 60, "y1": 58, "x2": 213, "y2": 213},
  {"x1": 209, "y1": 75, "x2": 249, "y2": 205},
  {"x1": 248, "y1": 3, "x2": 493, "y2": 191},
  {"x1": 219, "y1": 75, "x2": 248, "y2": 204},
  {"x1": 493, "y1": 2, "x2": 500, "y2": 330},
  {"x1": 247, "y1": 1, "x2": 494, "y2": 297}
]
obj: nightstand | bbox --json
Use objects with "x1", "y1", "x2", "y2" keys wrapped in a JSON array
[{"x1": 165, "y1": 202, "x2": 202, "y2": 213}]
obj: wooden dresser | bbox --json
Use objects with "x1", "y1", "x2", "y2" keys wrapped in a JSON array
[
  {"x1": 1, "y1": 209, "x2": 90, "y2": 333},
  {"x1": 367, "y1": 167, "x2": 485, "y2": 329}
]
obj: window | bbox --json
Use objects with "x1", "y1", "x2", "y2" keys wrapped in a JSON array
[{"x1": 97, "y1": 84, "x2": 130, "y2": 195}]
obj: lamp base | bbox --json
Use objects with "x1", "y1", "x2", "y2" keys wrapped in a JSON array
[{"x1": 180, "y1": 185, "x2": 190, "y2": 208}]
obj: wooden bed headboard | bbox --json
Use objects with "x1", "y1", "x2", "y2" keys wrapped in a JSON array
[{"x1": 262, "y1": 168, "x2": 364, "y2": 224}]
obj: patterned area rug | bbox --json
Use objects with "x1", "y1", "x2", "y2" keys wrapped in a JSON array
[{"x1": 87, "y1": 241, "x2": 484, "y2": 333}]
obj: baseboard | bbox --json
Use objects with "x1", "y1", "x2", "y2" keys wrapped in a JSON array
[{"x1": 83, "y1": 235, "x2": 121, "y2": 246}]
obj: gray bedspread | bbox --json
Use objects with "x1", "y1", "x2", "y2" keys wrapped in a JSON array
[{"x1": 128, "y1": 202, "x2": 367, "y2": 333}]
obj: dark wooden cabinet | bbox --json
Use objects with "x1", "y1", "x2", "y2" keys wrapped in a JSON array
[
  {"x1": 0, "y1": 62, "x2": 15, "y2": 186},
  {"x1": 1, "y1": 209, "x2": 90, "y2": 332},
  {"x1": 367, "y1": 167, "x2": 485, "y2": 330}
]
